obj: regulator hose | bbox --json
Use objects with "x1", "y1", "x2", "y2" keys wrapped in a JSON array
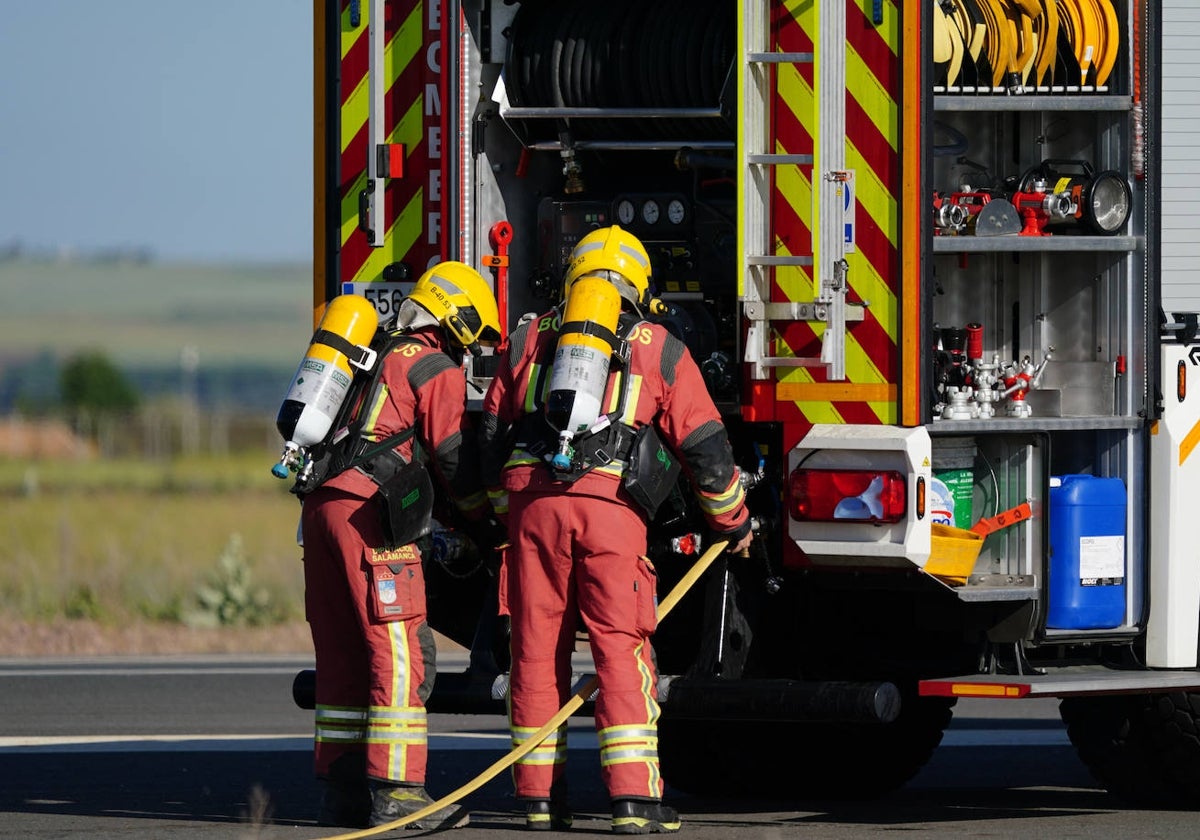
[{"x1": 321, "y1": 538, "x2": 732, "y2": 839}]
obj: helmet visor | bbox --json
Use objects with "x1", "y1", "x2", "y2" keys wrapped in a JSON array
[{"x1": 457, "y1": 306, "x2": 501, "y2": 346}]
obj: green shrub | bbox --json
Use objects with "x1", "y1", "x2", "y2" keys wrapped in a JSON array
[
  {"x1": 63, "y1": 585, "x2": 104, "y2": 621},
  {"x1": 185, "y1": 534, "x2": 284, "y2": 628}
]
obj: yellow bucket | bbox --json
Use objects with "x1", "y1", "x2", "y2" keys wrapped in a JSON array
[{"x1": 926, "y1": 524, "x2": 984, "y2": 586}]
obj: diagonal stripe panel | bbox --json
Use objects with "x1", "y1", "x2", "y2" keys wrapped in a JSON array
[
  {"x1": 769, "y1": 0, "x2": 901, "y2": 434},
  {"x1": 337, "y1": 0, "x2": 440, "y2": 284}
]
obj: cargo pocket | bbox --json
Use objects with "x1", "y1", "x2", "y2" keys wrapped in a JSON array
[
  {"x1": 365, "y1": 544, "x2": 426, "y2": 623},
  {"x1": 634, "y1": 556, "x2": 659, "y2": 637}
]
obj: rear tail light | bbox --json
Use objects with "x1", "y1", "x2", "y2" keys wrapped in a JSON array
[{"x1": 788, "y1": 469, "x2": 907, "y2": 523}]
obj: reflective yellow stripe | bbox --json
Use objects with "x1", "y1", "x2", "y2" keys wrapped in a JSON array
[
  {"x1": 512, "y1": 724, "x2": 568, "y2": 767},
  {"x1": 368, "y1": 707, "x2": 428, "y2": 723},
  {"x1": 486, "y1": 488, "x2": 509, "y2": 515},
  {"x1": 696, "y1": 481, "x2": 746, "y2": 517},
  {"x1": 1180, "y1": 419, "x2": 1200, "y2": 467},
  {"x1": 383, "y1": 621, "x2": 415, "y2": 779},
  {"x1": 776, "y1": 382, "x2": 897, "y2": 402},
  {"x1": 353, "y1": 189, "x2": 425, "y2": 282},
  {"x1": 456, "y1": 489, "x2": 489, "y2": 513},
  {"x1": 339, "y1": 3, "x2": 421, "y2": 155},
  {"x1": 523, "y1": 362, "x2": 545, "y2": 413},
  {"x1": 359, "y1": 383, "x2": 389, "y2": 436}
]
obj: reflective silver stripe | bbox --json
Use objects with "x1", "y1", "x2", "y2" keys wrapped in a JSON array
[
  {"x1": 315, "y1": 705, "x2": 368, "y2": 723},
  {"x1": 316, "y1": 727, "x2": 366, "y2": 743},
  {"x1": 368, "y1": 706, "x2": 428, "y2": 723},
  {"x1": 597, "y1": 725, "x2": 657, "y2": 746},
  {"x1": 573, "y1": 240, "x2": 650, "y2": 271},
  {"x1": 428, "y1": 272, "x2": 465, "y2": 296},
  {"x1": 366, "y1": 731, "x2": 427, "y2": 744},
  {"x1": 600, "y1": 746, "x2": 660, "y2": 766}
]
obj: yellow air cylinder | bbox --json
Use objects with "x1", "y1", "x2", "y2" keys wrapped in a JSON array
[
  {"x1": 273, "y1": 294, "x2": 379, "y2": 477},
  {"x1": 546, "y1": 275, "x2": 623, "y2": 470}
]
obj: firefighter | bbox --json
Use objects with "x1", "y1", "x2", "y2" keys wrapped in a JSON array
[
  {"x1": 299, "y1": 261, "x2": 501, "y2": 830},
  {"x1": 480, "y1": 226, "x2": 754, "y2": 834}
]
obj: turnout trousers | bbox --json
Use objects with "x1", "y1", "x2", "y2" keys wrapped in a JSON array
[
  {"x1": 301, "y1": 485, "x2": 436, "y2": 784},
  {"x1": 504, "y1": 489, "x2": 665, "y2": 801}
]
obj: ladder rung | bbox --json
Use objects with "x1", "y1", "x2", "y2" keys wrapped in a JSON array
[
  {"x1": 748, "y1": 51, "x2": 814, "y2": 64},
  {"x1": 759, "y1": 357, "x2": 826, "y2": 368},
  {"x1": 747, "y1": 154, "x2": 813, "y2": 166},
  {"x1": 748, "y1": 255, "x2": 814, "y2": 267}
]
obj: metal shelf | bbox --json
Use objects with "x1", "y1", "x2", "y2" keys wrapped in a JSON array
[
  {"x1": 934, "y1": 94, "x2": 1132, "y2": 112},
  {"x1": 933, "y1": 235, "x2": 1139, "y2": 253},
  {"x1": 931, "y1": 416, "x2": 1143, "y2": 432}
]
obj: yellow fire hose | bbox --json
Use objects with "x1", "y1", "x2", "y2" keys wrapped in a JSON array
[{"x1": 322, "y1": 538, "x2": 733, "y2": 838}]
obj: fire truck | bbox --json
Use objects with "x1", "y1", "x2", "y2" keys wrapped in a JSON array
[{"x1": 300, "y1": 0, "x2": 1200, "y2": 805}]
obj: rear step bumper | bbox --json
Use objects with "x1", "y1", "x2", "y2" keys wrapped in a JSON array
[
  {"x1": 293, "y1": 669, "x2": 899, "y2": 723},
  {"x1": 920, "y1": 669, "x2": 1200, "y2": 698}
]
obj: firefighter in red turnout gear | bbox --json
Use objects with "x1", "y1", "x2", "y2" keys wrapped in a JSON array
[
  {"x1": 480, "y1": 227, "x2": 753, "y2": 834},
  {"x1": 299, "y1": 262, "x2": 500, "y2": 830}
]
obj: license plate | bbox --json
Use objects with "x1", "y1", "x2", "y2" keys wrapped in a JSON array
[{"x1": 341, "y1": 282, "x2": 414, "y2": 321}]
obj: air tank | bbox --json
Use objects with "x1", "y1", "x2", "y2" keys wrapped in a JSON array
[
  {"x1": 273, "y1": 294, "x2": 378, "y2": 479},
  {"x1": 545, "y1": 275, "x2": 622, "y2": 470}
]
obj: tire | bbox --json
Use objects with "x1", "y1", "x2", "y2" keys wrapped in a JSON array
[
  {"x1": 1060, "y1": 692, "x2": 1200, "y2": 807},
  {"x1": 658, "y1": 692, "x2": 954, "y2": 800}
]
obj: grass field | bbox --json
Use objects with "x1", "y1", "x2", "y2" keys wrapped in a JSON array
[
  {"x1": 0, "y1": 257, "x2": 314, "y2": 372},
  {"x1": 0, "y1": 452, "x2": 306, "y2": 629},
  {"x1": 0, "y1": 260, "x2": 334, "y2": 650},
  {"x1": 1, "y1": 260, "x2": 341, "y2": 647}
]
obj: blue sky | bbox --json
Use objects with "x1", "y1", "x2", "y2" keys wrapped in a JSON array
[{"x1": 0, "y1": 1, "x2": 312, "y2": 264}]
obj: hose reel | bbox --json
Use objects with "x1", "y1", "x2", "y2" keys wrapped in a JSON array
[{"x1": 504, "y1": 0, "x2": 734, "y2": 143}]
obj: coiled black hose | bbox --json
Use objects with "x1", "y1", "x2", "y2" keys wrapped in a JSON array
[{"x1": 505, "y1": 0, "x2": 733, "y2": 140}]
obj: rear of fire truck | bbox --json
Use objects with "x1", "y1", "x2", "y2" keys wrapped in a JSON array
[{"x1": 310, "y1": 0, "x2": 1200, "y2": 805}]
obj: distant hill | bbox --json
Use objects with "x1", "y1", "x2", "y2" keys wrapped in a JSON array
[{"x1": 0, "y1": 258, "x2": 315, "y2": 412}]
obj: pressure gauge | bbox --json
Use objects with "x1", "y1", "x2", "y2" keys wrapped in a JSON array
[
  {"x1": 641, "y1": 199, "x2": 660, "y2": 225},
  {"x1": 667, "y1": 199, "x2": 686, "y2": 225},
  {"x1": 617, "y1": 199, "x2": 635, "y2": 226}
]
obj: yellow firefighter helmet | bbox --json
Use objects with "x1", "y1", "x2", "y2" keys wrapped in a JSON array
[
  {"x1": 563, "y1": 225, "x2": 653, "y2": 306},
  {"x1": 407, "y1": 261, "x2": 502, "y2": 354}
]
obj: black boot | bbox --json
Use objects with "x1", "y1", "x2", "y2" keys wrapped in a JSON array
[
  {"x1": 369, "y1": 782, "x2": 469, "y2": 830},
  {"x1": 611, "y1": 799, "x2": 681, "y2": 835},
  {"x1": 316, "y1": 754, "x2": 371, "y2": 828},
  {"x1": 524, "y1": 779, "x2": 572, "y2": 831}
]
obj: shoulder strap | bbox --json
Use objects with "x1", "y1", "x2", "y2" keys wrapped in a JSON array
[
  {"x1": 312, "y1": 328, "x2": 376, "y2": 369},
  {"x1": 292, "y1": 330, "x2": 426, "y2": 495},
  {"x1": 344, "y1": 425, "x2": 420, "y2": 473}
]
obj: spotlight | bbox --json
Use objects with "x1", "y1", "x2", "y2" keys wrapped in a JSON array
[{"x1": 1011, "y1": 160, "x2": 1132, "y2": 236}]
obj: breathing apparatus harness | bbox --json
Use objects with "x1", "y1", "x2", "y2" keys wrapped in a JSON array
[
  {"x1": 292, "y1": 325, "x2": 444, "y2": 549},
  {"x1": 514, "y1": 311, "x2": 682, "y2": 517}
]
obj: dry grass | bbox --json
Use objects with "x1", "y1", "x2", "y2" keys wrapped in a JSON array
[
  {"x1": 1, "y1": 489, "x2": 304, "y2": 623},
  {"x1": 0, "y1": 452, "x2": 308, "y2": 652},
  {"x1": 0, "y1": 453, "x2": 474, "y2": 658}
]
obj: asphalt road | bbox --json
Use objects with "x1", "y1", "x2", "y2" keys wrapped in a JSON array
[{"x1": 1, "y1": 654, "x2": 1198, "y2": 839}]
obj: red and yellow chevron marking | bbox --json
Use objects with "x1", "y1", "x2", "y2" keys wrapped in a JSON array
[
  {"x1": 753, "y1": 1, "x2": 903, "y2": 447},
  {"x1": 337, "y1": 0, "x2": 442, "y2": 285}
]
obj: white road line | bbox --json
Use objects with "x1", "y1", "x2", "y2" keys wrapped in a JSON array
[
  {"x1": 0, "y1": 728, "x2": 1068, "y2": 754},
  {"x1": 0, "y1": 666, "x2": 307, "y2": 677}
]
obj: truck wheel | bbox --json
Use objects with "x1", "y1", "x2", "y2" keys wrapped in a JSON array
[
  {"x1": 658, "y1": 693, "x2": 953, "y2": 800},
  {"x1": 1060, "y1": 693, "x2": 1200, "y2": 807}
]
